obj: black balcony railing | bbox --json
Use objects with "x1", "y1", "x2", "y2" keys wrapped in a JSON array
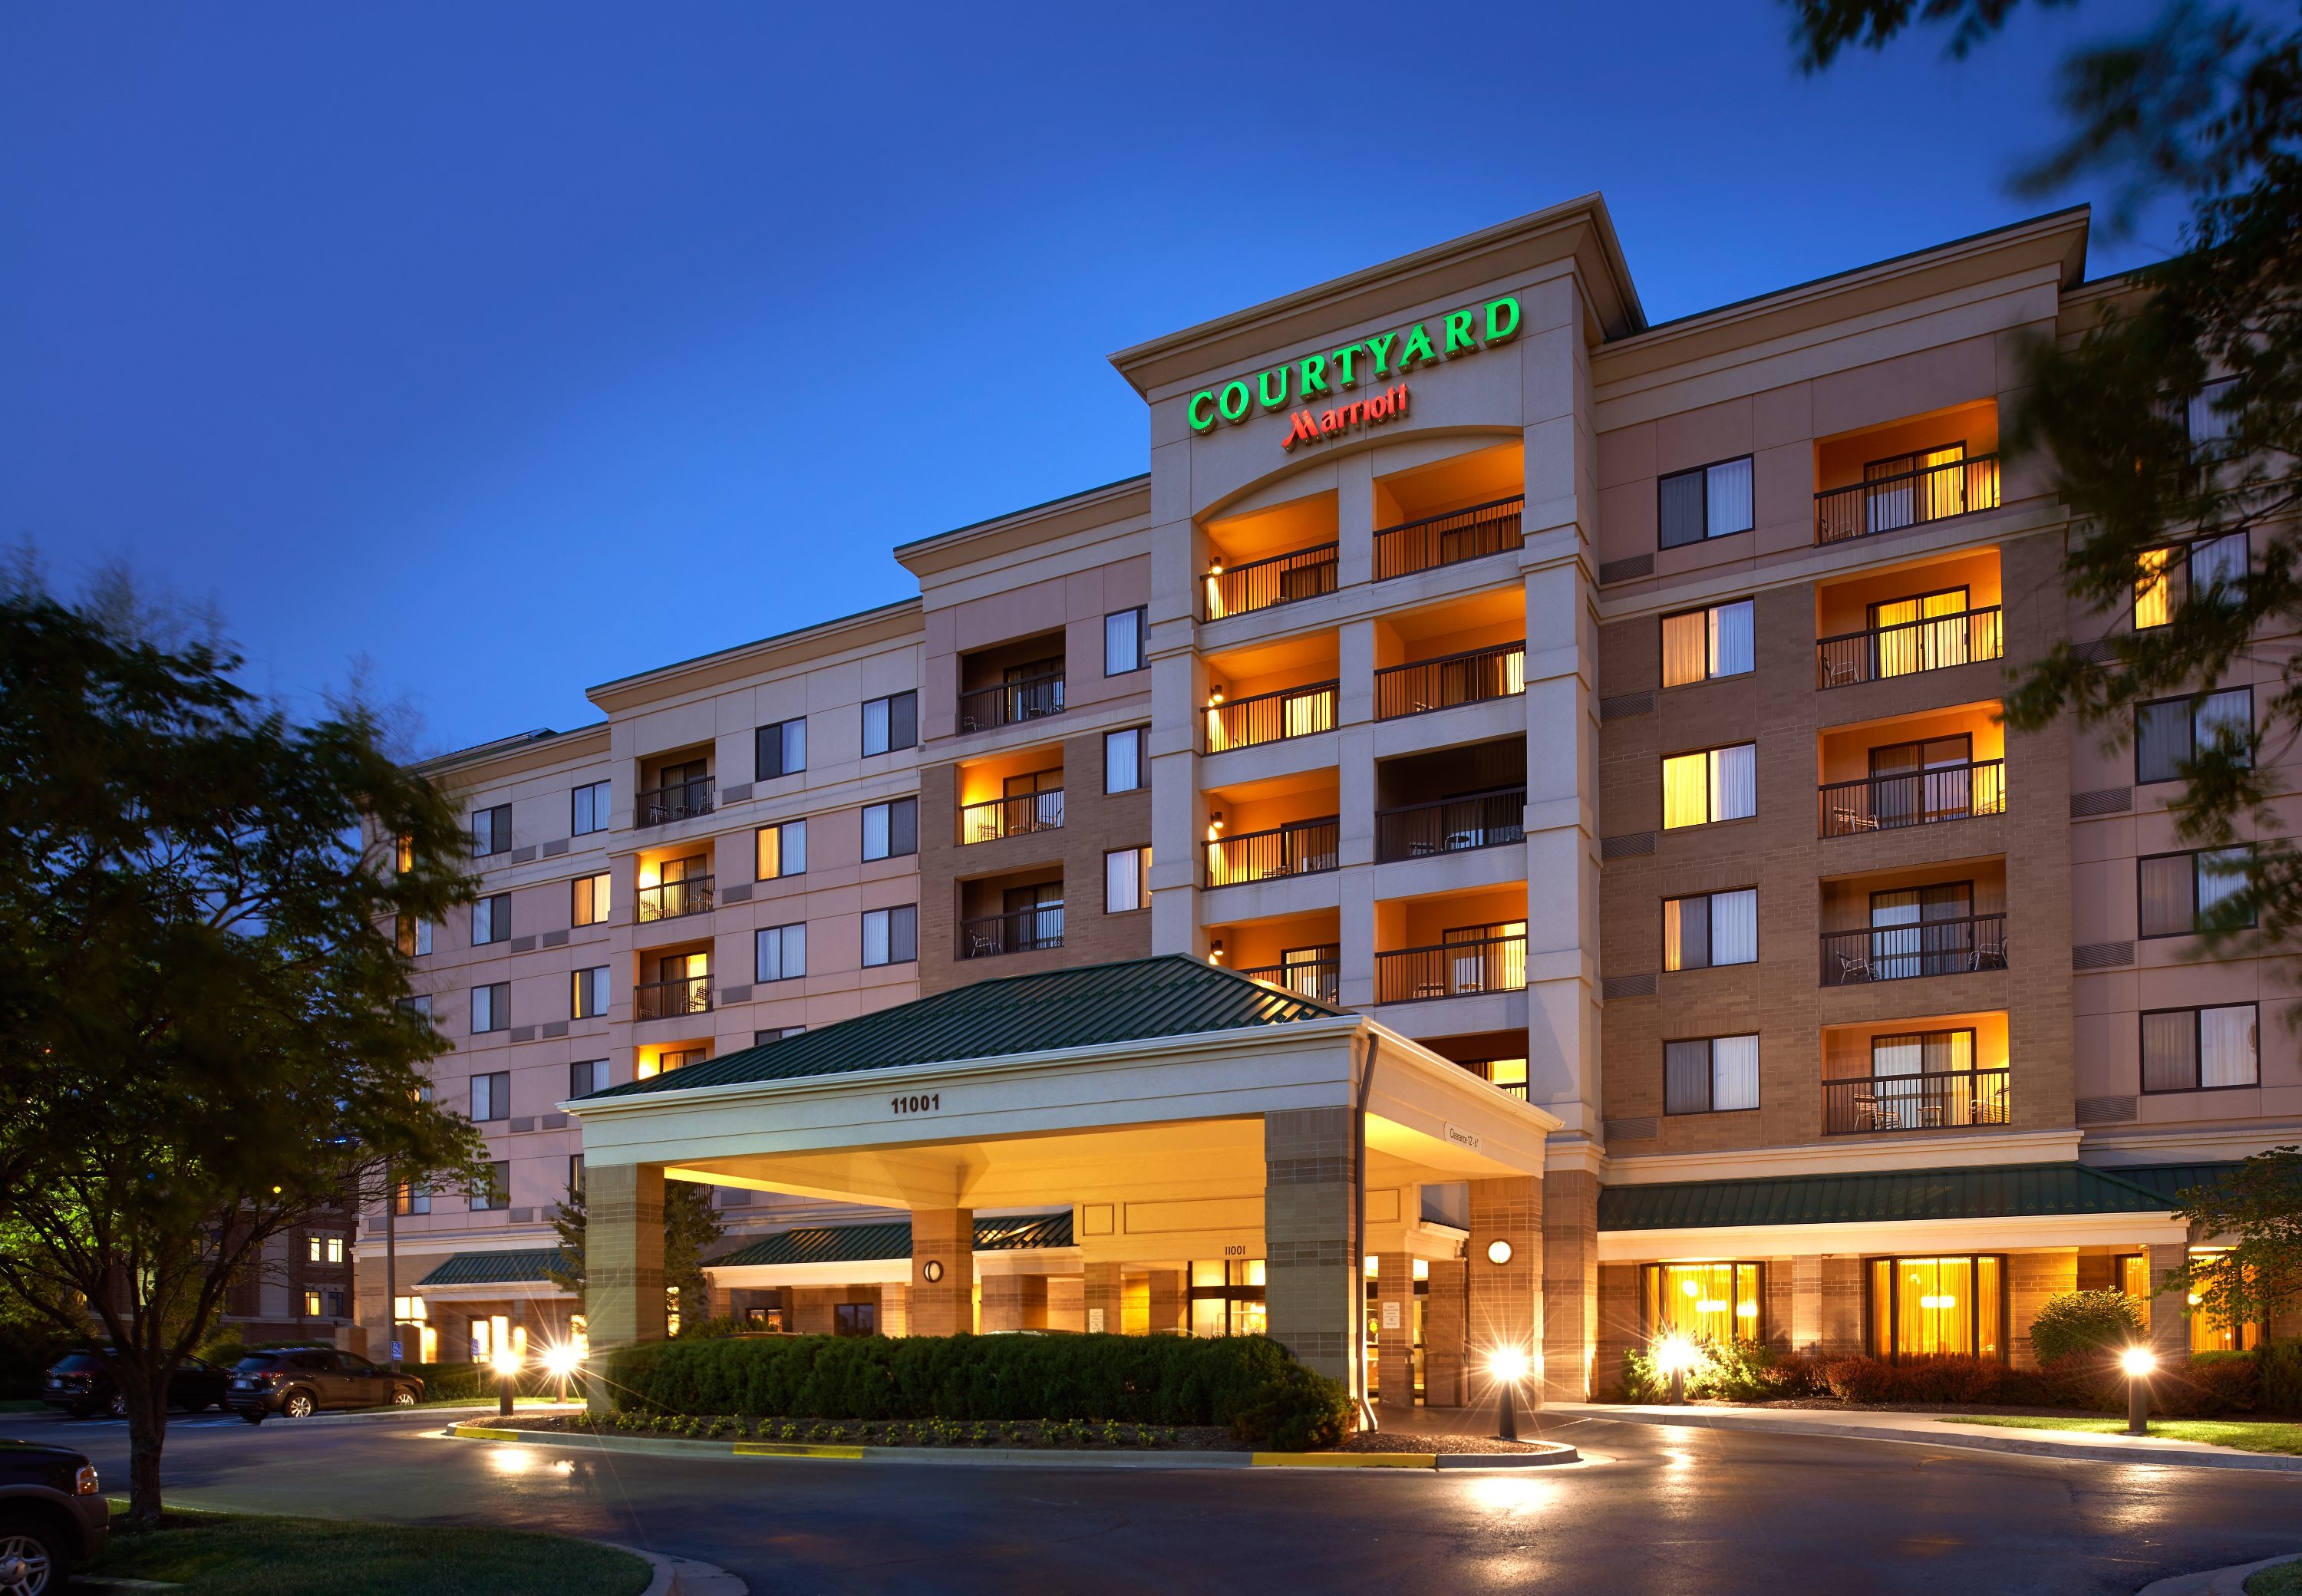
[
  {"x1": 1374, "y1": 933, "x2": 1527, "y2": 1004},
  {"x1": 637, "y1": 876, "x2": 714, "y2": 923},
  {"x1": 1819, "y1": 913, "x2": 2007, "y2": 986},
  {"x1": 960, "y1": 789, "x2": 1064, "y2": 845},
  {"x1": 1205, "y1": 817, "x2": 1340, "y2": 888},
  {"x1": 1205, "y1": 680, "x2": 1338, "y2": 753},
  {"x1": 1209, "y1": 543, "x2": 1339, "y2": 619},
  {"x1": 1820, "y1": 760, "x2": 2005, "y2": 837},
  {"x1": 1816, "y1": 455, "x2": 2001, "y2": 545},
  {"x1": 1816, "y1": 607, "x2": 2004, "y2": 689},
  {"x1": 1375, "y1": 640, "x2": 1525, "y2": 721},
  {"x1": 1823, "y1": 1069, "x2": 2011, "y2": 1135},
  {"x1": 635, "y1": 975, "x2": 712, "y2": 1021},
  {"x1": 1236, "y1": 958, "x2": 1341, "y2": 1006},
  {"x1": 959, "y1": 905, "x2": 1065, "y2": 959},
  {"x1": 1374, "y1": 494, "x2": 1525, "y2": 580},
  {"x1": 957, "y1": 670, "x2": 1065, "y2": 735},
  {"x1": 636, "y1": 778, "x2": 712, "y2": 828},
  {"x1": 1375, "y1": 788, "x2": 1526, "y2": 862}
]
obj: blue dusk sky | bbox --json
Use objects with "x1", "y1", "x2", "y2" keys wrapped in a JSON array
[{"x1": 2, "y1": 2, "x2": 2177, "y2": 755}]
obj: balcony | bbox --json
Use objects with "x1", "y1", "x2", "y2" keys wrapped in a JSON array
[
  {"x1": 1819, "y1": 760, "x2": 2004, "y2": 837},
  {"x1": 961, "y1": 788, "x2": 1064, "y2": 845},
  {"x1": 1816, "y1": 454, "x2": 2000, "y2": 546},
  {"x1": 957, "y1": 668, "x2": 1064, "y2": 735},
  {"x1": 1205, "y1": 681, "x2": 1338, "y2": 753},
  {"x1": 1206, "y1": 816, "x2": 1339, "y2": 889},
  {"x1": 636, "y1": 777, "x2": 712, "y2": 829},
  {"x1": 1208, "y1": 543, "x2": 1339, "y2": 619},
  {"x1": 1820, "y1": 914, "x2": 2007, "y2": 986},
  {"x1": 960, "y1": 903, "x2": 1065, "y2": 959},
  {"x1": 1237, "y1": 955, "x2": 1340, "y2": 1006},
  {"x1": 1375, "y1": 640, "x2": 1525, "y2": 721},
  {"x1": 637, "y1": 875, "x2": 714, "y2": 923},
  {"x1": 1822, "y1": 1069, "x2": 2010, "y2": 1134},
  {"x1": 635, "y1": 974, "x2": 711, "y2": 1021},
  {"x1": 1375, "y1": 788, "x2": 1525, "y2": 862},
  {"x1": 1817, "y1": 607, "x2": 2004, "y2": 690},
  {"x1": 1374, "y1": 494, "x2": 1525, "y2": 581},
  {"x1": 1374, "y1": 929, "x2": 1527, "y2": 1004}
]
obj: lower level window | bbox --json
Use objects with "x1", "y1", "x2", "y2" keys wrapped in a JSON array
[
  {"x1": 2185, "y1": 1247, "x2": 2259, "y2": 1351},
  {"x1": 1641, "y1": 1261, "x2": 1763, "y2": 1344},
  {"x1": 1867, "y1": 1255, "x2": 2004, "y2": 1361},
  {"x1": 1188, "y1": 1259, "x2": 1267, "y2": 1337},
  {"x1": 833, "y1": 1302, "x2": 877, "y2": 1337}
]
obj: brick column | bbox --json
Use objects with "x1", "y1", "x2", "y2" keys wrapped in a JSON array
[
  {"x1": 1145, "y1": 1269, "x2": 1186, "y2": 1335},
  {"x1": 1375, "y1": 1253, "x2": 1414, "y2": 1413},
  {"x1": 1821, "y1": 1257, "x2": 1866, "y2": 1355},
  {"x1": 1018, "y1": 1274, "x2": 1050, "y2": 1331},
  {"x1": 1424, "y1": 1258, "x2": 1466, "y2": 1407},
  {"x1": 1542, "y1": 1169, "x2": 1598, "y2": 1400},
  {"x1": 909, "y1": 1209, "x2": 974, "y2": 1337},
  {"x1": 1595, "y1": 1262, "x2": 1641, "y2": 1396},
  {"x1": 1792, "y1": 1255, "x2": 1825, "y2": 1354},
  {"x1": 881, "y1": 1284, "x2": 910, "y2": 1337},
  {"x1": 1469, "y1": 1176, "x2": 1542, "y2": 1406},
  {"x1": 2010, "y1": 1250, "x2": 2078, "y2": 1370},
  {"x1": 2148, "y1": 1243, "x2": 2189, "y2": 1360},
  {"x1": 1264, "y1": 1107, "x2": 1356, "y2": 1385},
  {"x1": 582, "y1": 1162, "x2": 664, "y2": 1413},
  {"x1": 979, "y1": 1274, "x2": 1024, "y2": 1333},
  {"x1": 1084, "y1": 1261, "x2": 1122, "y2": 1335}
]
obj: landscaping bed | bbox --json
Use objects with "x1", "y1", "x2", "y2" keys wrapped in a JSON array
[{"x1": 507, "y1": 1410, "x2": 1248, "y2": 1449}]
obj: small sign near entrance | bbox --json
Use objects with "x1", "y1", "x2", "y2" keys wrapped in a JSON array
[
  {"x1": 1444, "y1": 1122, "x2": 1482, "y2": 1153},
  {"x1": 1380, "y1": 1301, "x2": 1401, "y2": 1331},
  {"x1": 1087, "y1": 1308, "x2": 1106, "y2": 1334},
  {"x1": 389, "y1": 1340, "x2": 404, "y2": 1363}
]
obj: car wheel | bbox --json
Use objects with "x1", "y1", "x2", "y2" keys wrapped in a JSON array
[
  {"x1": 0, "y1": 1509, "x2": 64, "y2": 1596},
  {"x1": 282, "y1": 1390, "x2": 316, "y2": 1420},
  {"x1": 391, "y1": 1387, "x2": 417, "y2": 1407},
  {"x1": 107, "y1": 1393, "x2": 127, "y2": 1420}
]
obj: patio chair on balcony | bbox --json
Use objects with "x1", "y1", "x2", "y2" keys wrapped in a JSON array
[
  {"x1": 1822, "y1": 656, "x2": 1864, "y2": 689},
  {"x1": 965, "y1": 929, "x2": 998, "y2": 958},
  {"x1": 1970, "y1": 938, "x2": 2008, "y2": 971},
  {"x1": 1830, "y1": 805, "x2": 1881, "y2": 833},
  {"x1": 1836, "y1": 951, "x2": 1872, "y2": 984}
]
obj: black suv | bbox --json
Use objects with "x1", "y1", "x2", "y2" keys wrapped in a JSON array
[
  {"x1": 40, "y1": 1350, "x2": 230, "y2": 1420},
  {"x1": 226, "y1": 1348, "x2": 422, "y2": 1421},
  {"x1": 0, "y1": 1437, "x2": 107, "y2": 1594}
]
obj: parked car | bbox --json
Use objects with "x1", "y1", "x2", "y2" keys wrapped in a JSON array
[
  {"x1": 226, "y1": 1347, "x2": 422, "y2": 1422},
  {"x1": 0, "y1": 1436, "x2": 107, "y2": 1594},
  {"x1": 40, "y1": 1350, "x2": 230, "y2": 1419}
]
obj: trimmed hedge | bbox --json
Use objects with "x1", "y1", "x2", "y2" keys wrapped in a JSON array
[{"x1": 608, "y1": 1333, "x2": 1352, "y2": 1450}]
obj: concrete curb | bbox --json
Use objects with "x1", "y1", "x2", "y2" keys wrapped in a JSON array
[
  {"x1": 605, "y1": 1542, "x2": 748, "y2": 1596},
  {"x1": 448, "y1": 1423, "x2": 1576, "y2": 1472},
  {"x1": 1565, "y1": 1406, "x2": 2302, "y2": 1474},
  {"x1": 2136, "y1": 1551, "x2": 2302, "y2": 1595}
]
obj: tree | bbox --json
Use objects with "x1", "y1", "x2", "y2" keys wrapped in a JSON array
[
  {"x1": 543, "y1": 1176, "x2": 724, "y2": 1332},
  {"x1": 2166, "y1": 1146, "x2": 2302, "y2": 1339},
  {"x1": 1790, "y1": 2, "x2": 2302, "y2": 944},
  {"x1": 0, "y1": 573, "x2": 487, "y2": 1523}
]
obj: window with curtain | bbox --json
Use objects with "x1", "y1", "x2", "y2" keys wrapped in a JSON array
[
  {"x1": 862, "y1": 905, "x2": 918, "y2": 967},
  {"x1": 570, "y1": 966, "x2": 611, "y2": 1021},
  {"x1": 862, "y1": 798, "x2": 918, "y2": 861},
  {"x1": 2139, "y1": 846, "x2": 2254, "y2": 937},
  {"x1": 571, "y1": 872, "x2": 611, "y2": 927},
  {"x1": 1663, "y1": 889, "x2": 1757, "y2": 971},
  {"x1": 2136, "y1": 688, "x2": 2251, "y2": 783},
  {"x1": 757, "y1": 819, "x2": 807, "y2": 879},
  {"x1": 1662, "y1": 744, "x2": 1756, "y2": 829},
  {"x1": 1641, "y1": 1262, "x2": 1763, "y2": 1344},
  {"x1": 755, "y1": 922, "x2": 806, "y2": 982},
  {"x1": 1871, "y1": 586, "x2": 1971, "y2": 676},
  {"x1": 1104, "y1": 846, "x2": 1149, "y2": 913},
  {"x1": 1664, "y1": 1034, "x2": 1759, "y2": 1114},
  {"x1": 1868, "y1": 1255, "x2": 2004, "y2": 1360},
  {"x1": 570, "y1": 780, "x2": 612, "y2": 836},
  {"x1": 1104, "y1": 727, "x2": 1146, "y2": 793},
  {"x1": 755, "y1": 717, "x2": 806, "y2": 780},
  {"x1": 2186, "y1": 376, "x2": 2239, "y2": 444},
  {"x1": 862, "y1": 691, "x2": 918, "y2": 756},
  {"x1": 2142, "y1": 1004, "x2": 2258, "y2": 1092},
  {"x1": 1661, "y1": 599, "x2": 1755, "y2": 688},
  {"x1": 1870, "y1": 1028, "x2": 1974, "y2": 1078},
  {"x1": 1658, "y1": 457, "x2": 1755, "y2": 548}
]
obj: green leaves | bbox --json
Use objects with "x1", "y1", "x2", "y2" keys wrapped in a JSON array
[{"x1": 2168, "y1": 1147, "x2": 2302, "y2": 1337}]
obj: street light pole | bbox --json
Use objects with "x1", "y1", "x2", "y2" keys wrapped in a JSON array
[{"x1": 2122, "y1": 1346, "x2": 2155, "y2": 1436}]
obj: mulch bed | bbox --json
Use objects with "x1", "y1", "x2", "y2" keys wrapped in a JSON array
[
  {"x1": 1618, "y1": 1396, "x2": 2119, "y2": 1419},
  {"x1": 501, "y1": 1413, "x2": 1252, "y2": 1451}
]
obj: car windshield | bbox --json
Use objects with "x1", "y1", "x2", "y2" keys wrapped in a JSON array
[{"x1": 51, "y1": 1354, "x2": 106, "y2": 1373}]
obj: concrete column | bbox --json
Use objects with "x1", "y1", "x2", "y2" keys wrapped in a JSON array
[
  {"x1": 1469, "y1": 1176, "x2": 1542, "y2": 1407},
  {"x1": 2148, "y1": 1243, "x2": 2189, "y2": 1360},
  {"x1": 1375, "y1": 1252, "x2": 1414, "y2": 1413},
  {"x1": 1334, "y1": 450, "x2": 1375, "y2": 588},
  {"x1": 1263, "y1": 1106, "x2": 1356, "y2": 1386},
  {"x1": 1145, "y1": 1269, "x2": 1186, "y2": 1336},
  {"x1": 582, "y1": 1162, "x2": 664, "y2": 1413},
  {"x1": 1542, "y1": 1168, "x2": 1598, "y2": 1401},
  {"x1": 909, "y1": 1209, "x2": 974, "y2": 1337},
  {"x1": 1424, "y1": 1258, "x2": 1467, "y2": 1407},
  {"x1": 979, "y1": 1273, "x2": 1025, "y2": 1333},
  {"x1": 1084, "y1": 1261, "x2": 1122, "y2": 1335}
]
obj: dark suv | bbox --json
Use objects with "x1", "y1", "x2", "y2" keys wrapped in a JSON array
[
  {"x1": 0, "y1": 1436, "x2": 107, "y2": 1594},
  {"x1": 40, "y1": 1350, "x2": 229, "y2": 1420},
  {"x1": 226, "y1": 1348, "x2": 422, "y2": 1421}
]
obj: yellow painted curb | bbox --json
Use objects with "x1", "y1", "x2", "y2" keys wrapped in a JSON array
[
  {"x1": 451, "y1": 1425, "x2": 519, "y2": 1441},
  {"x1": 733, "y1": 1442, "x2": 867, "y2": 1460},
  {"x1": 1250, "y1": 1452, "x2": 1436, "y2": 1468}
]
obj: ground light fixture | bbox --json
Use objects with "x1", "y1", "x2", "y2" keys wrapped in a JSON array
[
  {"x1": 542, "y1": 1341, "x2": 582, "y2": 1404},
  {"x1": 1654, "y1": 1334, "x2": 1699, "y2": 1405},
  {"x1": 2120, "y1": 1345, "x2": 2155, "y2": 1436},
  {"x1": 1488, "y1": 1347, "x2": 1530, "y2": 1442},
  {"x1": 493, "y1": 1344, "x2": 523, "y2": 1418}
]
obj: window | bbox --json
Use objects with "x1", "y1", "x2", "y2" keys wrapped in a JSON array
[
  {"x1": 399, "y1": 994, "x2": 433, "y2": 1023},
  {"x1": 833, "y1": 1302, "x2": 879, "y2": 1337},
  {"x1": 470, "y1": 983, "x2": 509, "y2": 1034},
  {"x1": 1664, "y1": 1034, "x2": 1759, "y2": 1115},
  {"x1": 756, "y1": 717, "x2": 807, "y2": 780},
  {"x1": 1661, "y1": 600, "x2": 1755, "y2": 687},
  {"x1": 470, "y1": 1070, "x2": 510, "y2": 1122},
  {"x1": 756, "y1": 818, "x2": 807, "y2": 879},
  {"x1": 2142, "y1": 1004, "x2": 2259, "y2": 1092},
  {"x1": 2135, "y1": 688, "x2": 2251, "y2": 784},
  {"x1": 394, "y1": 1182, "x2": 431, "y2": 1216},
  {"x1": 1105, "y1": 846, "x2": 1150, "y2": 914},
  {"x1": 862, "y1": 797, "x2": 918, "y2": 861},
  {"x1": 2139, "y1": 847, "x2": 2254, "y2": 937},
  {"x1": 1661, "y1": 744, "x2": 1756, "y2": 829},
  {"x1": 754, "y1": 1026, "x2": 805, "y2": 1046},
  {"x1": 2186, "y1": 375, "x2": 2239, "y2": 445},
  {"x1": 304, "y1": 1235, "x2": 345, "y2": 1264},
  {"x1": 571, "y1": 872, "x2": 612, "y2": 927},
  {"x1": 569, "y1": 1059, "x2": 609, "y2": 1098},
  {"x1": 862, "y1": 905, "x2": 918, "y2": 967},
  {"x1": 571, "y1": 780, "x2": 612, "y2": 836},
  {"x1": 1658, "y1": 456, "x2": 1754, "y2": 549},
  {"x1": 471, "y1": 804, "x2": 512, "y2": 857},
  {"x1": 470, "y1": 1162, "x2": 511, "y2": 1212},
  {"x1": 2137, "y1": 531, "x2": 2249, "y2": 628},
  {"x1": 1105, "y1": 606, "x2": 1149, "y2": 675},
  {"x1": 395, "y1": 915, "x2": 434, "y2": 957},
  {"x1": 1105, "y1": 727, "x2": 1146, "y2": 793},
  {"x1": 1641, "y1": 1262, "x2": 1763, "y2": 1344},
  {"x1": 571, "y1": 966, "x2": 611, "y2": 1021},
  {"x1": 472, "y1": 894, "x2": 510, "y2": 945},
  {"x1": 1662, "y1": 889, "x2": 1757, "y2": 971},
  {"x1": 568, "y1": 1155, "x2": 585, "y2": 1198},
  {"x1": 304, "y1": 1291, "x2": 324, "y2": 1318},
  {"x1": 756, "y1": 922, "x2": 806, "y2": 983},
  {"x1": 862, "y1": 691, "x2": 918, "y2": 755},
  {"x1": 1868, "y1": 1255, "x2": 2005, "y2": 1362}
]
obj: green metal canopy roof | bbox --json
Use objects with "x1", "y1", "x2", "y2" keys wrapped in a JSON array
[
  {"x1": 414, "y1": 1248, "x2": 572, "y2": 1288},
  {"x1": 2092, "y1": 1163, "x2": 2243, "y2": 1204},
  {"x1": 1597, "y1": 1162, "x2": 2175, "y2": 1233},
  {"x1": 708, "y1": 1212, "x2": 1074, "y2": 1269},
  {"x1": 581, "y1": 955, "x2": 1346, "y2": 1102}
]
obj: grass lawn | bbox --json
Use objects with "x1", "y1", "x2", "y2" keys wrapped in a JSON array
[
  {"x1": 1942, "y1": 1415, "x2": 2302, "y2": 1456},
  {"x1": 2250, "y1": 1560, "x2": 2302, "y2": 1595},
  {"x1": 97, "y1": 1505, "x2": 651, "y2": 1596}
]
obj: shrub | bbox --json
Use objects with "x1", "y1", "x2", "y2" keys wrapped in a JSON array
[
  {"x1": 2159, "y1": 1350, "x2": 2259, "y2": 1417},
  {"x1": 2028, "y1": 1291, "x2": 2146, "y2": 1367},
  {"x1": 676, "y1": 1316, "x2": 745, "y2": 1341},
  {"x1": 2257, "y1": 1340, "x2": 2302, "y2": 1417}
]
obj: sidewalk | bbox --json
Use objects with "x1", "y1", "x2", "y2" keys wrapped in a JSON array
[{"x1": 1542, "y1": 1401, "x2": 2302, "y2": 1474}]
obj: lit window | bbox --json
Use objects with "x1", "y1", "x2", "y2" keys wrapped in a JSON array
[
  {"x1": 1662, "y1": 889, "x2": 1756, "y2": 970},
  {"x1": 1661, "y1": 599, "x2": 1754, "y2": 687},
  {"x1": 1641, "y1": 1262, "x2": 1763, "y2": 1344},
  {"x1": 304, "y1": 1291, "x2": 323, "y2": 1317},
  {"x1": 1661, "y1": 744, "x2": 1756, "y2": 829},
  {"x1": 571, "y1": 872, "x2": 612, "y2": 927},
  {"x1": 756, "y1": 819, "x2": 807, "y2": 879},
  {"x1": 1868, "y1": 1255, "x2": 2003, "y2": 1361},
  {"x1": 571, "y1": 966, "x2": 611, "y2": 1020},
  {"x1": 395, "y1": 915, "x2": 434, "y2": 957}
]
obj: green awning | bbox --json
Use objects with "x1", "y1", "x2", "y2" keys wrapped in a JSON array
[
  {"x1": 2092, "y1": 1162, "x2": 2243, "y2": 1204},
  {"x1": 708, "y1": 1212, "x2": 1073, "y2": 1270},
  {"x1": 414, "y1": 1248, "x2": 572, "y2": 1288},
  {"x1": 1597, "y1": 1162, "x2": 2175, "y2": 1233}
]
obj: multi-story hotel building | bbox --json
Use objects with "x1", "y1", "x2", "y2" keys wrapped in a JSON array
[{"x1": 360, "y1": 195, "x2": 2297, "y2": 1406}]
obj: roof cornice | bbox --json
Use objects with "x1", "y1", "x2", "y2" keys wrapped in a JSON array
[
  {"x1": 408, "y1": 723, "x2": 610, "y2": 785},
  {"x1": 894, "y1": 475, "x2": 1152, "y2": 581},
  {"x1": 584, "y1": 597, "x2": 923, "y2": 714}
]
